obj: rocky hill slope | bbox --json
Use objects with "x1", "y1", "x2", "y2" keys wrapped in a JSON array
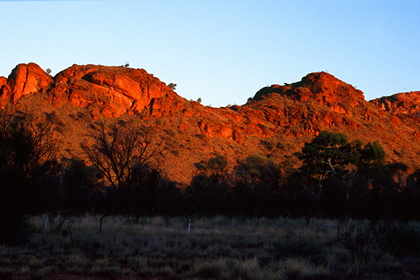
[
  {"x1": 1, "y1": 63, "x2": 419, "y2": 185},
  {"x1": 371, "y1": 91, "x2": 420, "y2": 117}
]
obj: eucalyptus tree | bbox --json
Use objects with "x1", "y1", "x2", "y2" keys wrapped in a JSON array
[
  {"x1": 293, "y1": 131, "x2": 387, "y2": 222},
  {"x1": 82, "y1": 119, "x2": 162, "y2": 221},
  {"x1": 82, "y1": 120, "x2": 161, "y2": 192}
]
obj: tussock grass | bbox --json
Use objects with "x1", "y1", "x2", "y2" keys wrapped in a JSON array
[{"x1": 0, "y1": 216, "x2": 419, "y2": 279}]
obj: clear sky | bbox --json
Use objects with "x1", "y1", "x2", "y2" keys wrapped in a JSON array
[{"x1": 1, "y1": 0, "x2": 419, "y2": 107}]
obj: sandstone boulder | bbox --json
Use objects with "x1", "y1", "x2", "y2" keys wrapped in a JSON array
[{"x1": 4, "y1": 63, "x2": 52, "y2": 101}]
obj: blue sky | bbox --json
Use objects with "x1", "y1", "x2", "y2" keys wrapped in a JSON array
[{"x1": 1, "y1": 0, "x2": 419, "y2": 107}]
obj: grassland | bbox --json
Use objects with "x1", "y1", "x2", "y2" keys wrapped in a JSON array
[{"x1": 0, "y1": 216, "x2": 419, "y2": 280}]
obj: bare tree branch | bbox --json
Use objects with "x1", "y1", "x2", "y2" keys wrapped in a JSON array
[{"x1": 81, "y1": 119, "x2": 161, "y2": 191}]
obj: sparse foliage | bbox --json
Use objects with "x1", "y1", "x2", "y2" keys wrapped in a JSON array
[
  {"x1": 81, "y1": 120, "x2": 161, "y2": 191},
  {"x1": 339, "y1": 221, "x2": 377, "y2": 264}
]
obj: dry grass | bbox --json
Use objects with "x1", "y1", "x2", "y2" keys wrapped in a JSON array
[{"x1": 0, "y1": 216, "x2": 419, "y2": 279}]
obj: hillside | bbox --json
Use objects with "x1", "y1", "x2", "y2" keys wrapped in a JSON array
[{"x1": 0, "y1": 63, "x2": 419, "y2": 185}]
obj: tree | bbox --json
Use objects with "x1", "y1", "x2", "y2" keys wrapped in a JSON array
[
  {"x1": 236, "y1": 154, "x2": 289, "y2": 189},
  {"x1": 61, "y1": 158, "x2": 103, "y2": 211},
  {"x1": 194, "y1": 155, "x2": 229, "y2": 185},
  {"x1": 82, "y1": 120, "x2": 161, "y2": 192},
  {"x1": 295, "y1": 131, "x2": 354, "y2": 221},
  {"x1": 187, "y1": 155, "x2": 231, "y2": 214},
  {"x1": 294, "y1": 131, "x2": 388, "y2": 222},
  {"x1": 299, "y1": 132, "x2": 387, "y2": 194},
  {"x1": 299, "y1": 131, "x2": 355, "y2": 181},
  {"x1": 168, "y1": 83, "x2": 177, "y2": 90},
  {"x1": 0, "y1": 110, "x2": 58, "y2": 244},
  {"x1": 232, "y1": 154, "x2": 282, "y2": 216},
  {"x1": 128, "y1": 163, "x2": 159, "y2": 218},
  {"x1": 81, "y1": 120, "x2": 161, "y2": 220},
  {"x1": 400, "y1": 169, "x2": 420, "y2": 220}
]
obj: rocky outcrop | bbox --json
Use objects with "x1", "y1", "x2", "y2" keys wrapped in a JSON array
[
  {"x1": 0, "y1": 63, "x2": 53, "y2": 107},
  {"x1": 47, "y1": 64, "x2": 177, "y2": 118},
  {"x1": 253, "y1": 72, "x2": 365, "y2": 115},
  {"x1": 0, "y1": 77, "x2": 7, "y2": 95},
  {"x1": 223, "y1": 71, "x2": 385, "y2": 138},
  {"x1": 0, "y1": 63, "x2": 181, "y2": 118},
  {"x1": 371, "y1": 91, "x2": 420, "y2": 117},
  {"x1": 0, "y1": 63, "x2": 419, "y2": 184}
]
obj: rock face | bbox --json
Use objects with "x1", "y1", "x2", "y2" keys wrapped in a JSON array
[
  {"x1": 0, "y1": 63, "x2": 53, "y2": 107},
  {"x1": 1, "y1": 63, "x2": 181, "y2": 118},
  {"x1": 48, "y1": 64, "x2": 178, "y2": 118},
  {"x1": 0, "y1": 63, "x2": 419, "y2": 184},
  {"x1": 254, "y1": 72, "x2": 365, "y2": 114},
  {"x1": 371, "y1": 91, "x2": 420, "y2": 117},
  {"x1": 236, "y1": 71, "x2": 383, "y2": 137}
]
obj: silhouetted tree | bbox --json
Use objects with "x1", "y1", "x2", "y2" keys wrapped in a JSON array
[
  {"x1": 194, "y1": 155, "x2": 229, "y2": 185},
  {"x1": 233, "y1": 154, "x2": 281, "y2": 216},
  {"x1": 61, "y1": 158, "x2": 103, "y2": 211},
  {"x1": 187, "y1": 155, "x2": 231, "y2": 214},
  {"x1": 128, "y1": 164, "x2": 162, "y2": 219},
  {"x1": 153, "y1": 179, "x2": 183, "y2": 216},
  {"x1": 81, "y1": 120, "x2": 161, "y2": 219},
  {"x1": 0, "y1": 110, "x2": 57, "y2": 244},
  {"x1": 398, "y1": 169, "x2": 420, "y2": 220},
  {"x1": 82, "y1": 120, "x2": 161, "y2": 192}
]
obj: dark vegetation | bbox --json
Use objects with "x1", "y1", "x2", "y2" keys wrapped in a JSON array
[
  {"x1": 1, "y1": 112, "x2": 419, "y2": 243},
  {"x1": 0, "y1": 111, "x2": 420, "y2": 278}
]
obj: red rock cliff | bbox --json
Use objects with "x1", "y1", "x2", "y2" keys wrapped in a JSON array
[{"x1": 0, "y1": 63, "x2": 53, "y2": 107}]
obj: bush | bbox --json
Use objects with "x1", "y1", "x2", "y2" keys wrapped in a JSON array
[
  {"x1": 338, "y1": 221, "x2": 376, "y2": 264},
  {"x1": 377, "y1": 222, "x2": 420, "y2": 258},
  {"x1": 270, "y1": 237, "x2": 324, "y2": 261}
]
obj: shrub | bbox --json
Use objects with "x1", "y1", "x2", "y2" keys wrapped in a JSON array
[
  {"x1": 377, "y1": 222, "x2": 420, "y2": 258},
  {"x1": 283, "y1": 258, "x2": 332, "y2": 280},
  {"x1": 338, "y1": 221, "x2": 377, "y2": 264},
  {"x1": 270, "y1": 237, "x2": 324, "y2": 261}
]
